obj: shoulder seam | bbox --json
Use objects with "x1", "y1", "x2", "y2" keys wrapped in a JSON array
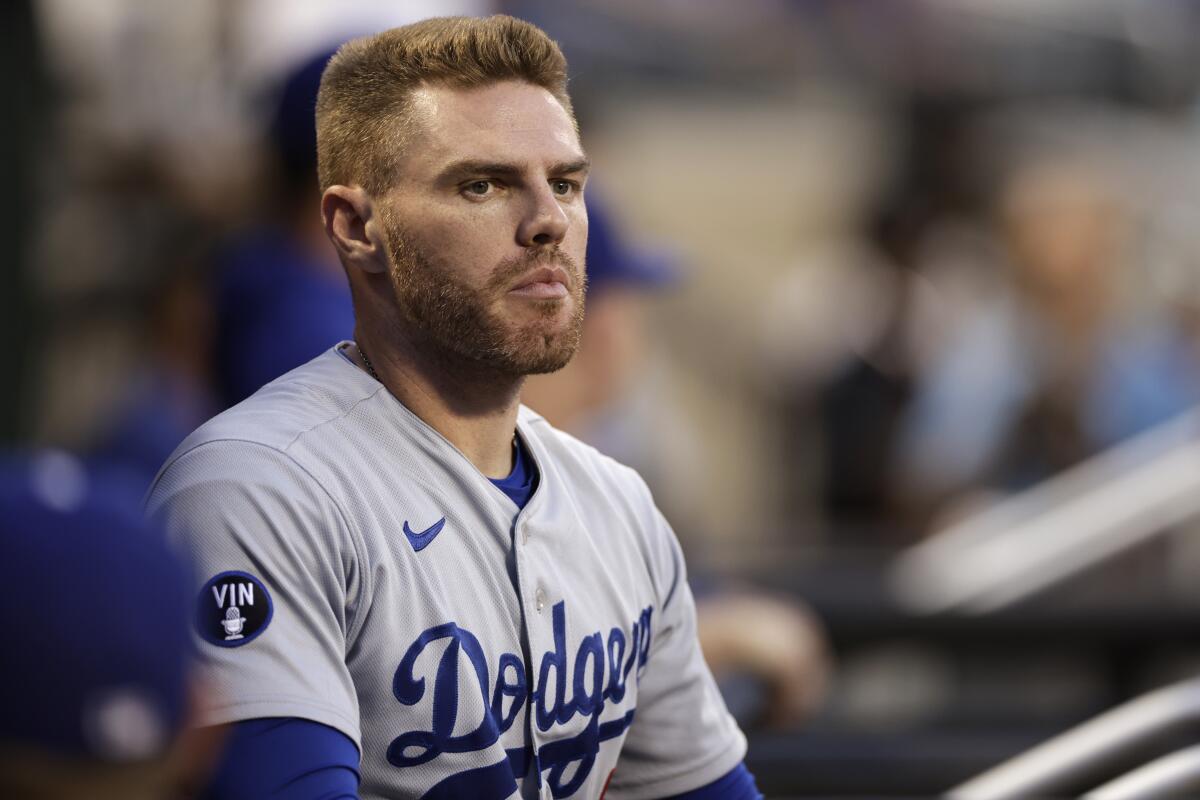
[{"x1": 274, "y1": 380, "x2": 388, "y2": 454}]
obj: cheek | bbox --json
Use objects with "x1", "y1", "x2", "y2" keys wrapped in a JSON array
[
  {"x1": 413, "y1": 222, "x2": 497, "y2": 287},
  {"x1": 393, "y1": 194, "x2": 511, "y2": 273}
]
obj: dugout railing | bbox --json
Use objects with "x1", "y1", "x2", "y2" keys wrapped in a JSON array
[{"x1": 949, "y1": 677, "x2": 1200, "y2": 799}]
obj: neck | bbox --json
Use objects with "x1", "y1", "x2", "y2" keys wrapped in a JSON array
[{"x1": 354, "y1": 320, "x2": 522, "y2": 479}]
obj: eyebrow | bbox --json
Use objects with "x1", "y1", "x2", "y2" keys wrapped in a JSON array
[{"x1": 437, "y1": 157, "x2": 591, "y2": 183}]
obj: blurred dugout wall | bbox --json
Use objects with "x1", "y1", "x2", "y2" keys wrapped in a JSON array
[{"x1": 1, "y1": 0, "x2": 40, "y2": 444}]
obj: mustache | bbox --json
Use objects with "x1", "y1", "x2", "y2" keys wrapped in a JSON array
[{"x1": 488, "y1": 247, "x2": 583, "y2": 292}]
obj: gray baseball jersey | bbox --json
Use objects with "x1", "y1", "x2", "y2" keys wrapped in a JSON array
[{"x1": 146, "y1": 342, "x2": 746, "y2": 799}]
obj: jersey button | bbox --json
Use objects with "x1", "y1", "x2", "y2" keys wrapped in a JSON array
[{"x1": 535, "y1": 587, "x2": 546, "y2": 612}]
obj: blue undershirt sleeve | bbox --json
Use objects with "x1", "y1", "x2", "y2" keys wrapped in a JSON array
[
  {"x1": 659, "y1": 762, "x2": 763, "y2": 800},
  {"x1": 199, "y1": 717, "x2": 361, "y2": 800}
]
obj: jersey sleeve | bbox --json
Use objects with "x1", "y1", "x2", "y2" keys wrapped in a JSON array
[
  {"x1": 607, "y1": 485, "x2": 748, "y2": 799},
  {"x1": 146, "y1": 440, "x2": 364, "y2": 746}
]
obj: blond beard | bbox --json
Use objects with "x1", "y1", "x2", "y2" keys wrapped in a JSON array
[{"x1": 381, "y1": 214, "x2": 586, "y2": 376}]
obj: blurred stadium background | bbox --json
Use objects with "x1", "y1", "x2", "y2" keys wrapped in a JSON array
[{"x1": 7, "y1": 0, "x2": 1200, "y2": 796}]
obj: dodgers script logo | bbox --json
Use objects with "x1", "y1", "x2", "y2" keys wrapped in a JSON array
[{"x1": 388, "y1": 600, "x2": 653, "y2": 799}]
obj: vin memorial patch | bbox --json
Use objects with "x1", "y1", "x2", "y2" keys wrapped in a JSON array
[{"x1": 197, "y1": 571, "x2": 273, "y2": 647}]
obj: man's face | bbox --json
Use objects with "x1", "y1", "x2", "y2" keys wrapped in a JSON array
[{"x1": 377, "y1": 80, "x2": 589, "y2": 375}]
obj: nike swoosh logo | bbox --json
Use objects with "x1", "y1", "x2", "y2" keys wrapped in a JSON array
[{"x1": 403, "y1": 517, "x2": 446, "y2": 552}]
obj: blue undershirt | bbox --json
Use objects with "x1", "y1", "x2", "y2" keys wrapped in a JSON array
[
  {"x1": 199, "y1": 718, "x2": 359, "y2": 799},
  {"x1": 203, "y1": 440, "x2": 761, "y2": 799},
  {"x1": 490, "y1": 433, "x2": 538, "y2": 509}
]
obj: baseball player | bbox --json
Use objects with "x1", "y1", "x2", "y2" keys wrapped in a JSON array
[{"x1": 147, "y1": 15, "x2": 760, "y2": 800}]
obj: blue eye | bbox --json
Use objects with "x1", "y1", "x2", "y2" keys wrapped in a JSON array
[
  {"x1": 466, "y1": 180, "x2": 491, "y2": 195},
  {"x1": 551, "y1": 180, "x2": 574, "y2": 196}
]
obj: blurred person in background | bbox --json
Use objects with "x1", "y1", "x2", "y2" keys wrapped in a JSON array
[
  {"x1": 893, "y1": 153, "x2": 1200, "y2": 525},
  {"x1": 85, "y1": 49, "x2": 356, "y2": 487},
  {"x1": 0, "y1": 451, "x2": 223, "y2": 799},
  {"x1": 523, "y1": 192, "x2": 831, "y2": 730},
  {"x1": 213, "y1": 48, "x2": 355, "y2": 409},
  {"x1": 766, "y1": 123, "x2": 1200, "y2": 537},
  {"x1": 87, "y1": 254, "x2": 220, "y2": 493},
  {"x1": 756, "y1": 97, "x2": 985, "y2": 543}
]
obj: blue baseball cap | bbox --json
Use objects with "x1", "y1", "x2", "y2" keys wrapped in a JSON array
[
  {"x1": 268, "y1": 48, "x2": 337, "y2": 182},
  {"x1": 0, "y1": 451, "x2": 193, "y2": 761},
  {"x1": 585, "y1": 191, "x2": 680, "y2": 294}
]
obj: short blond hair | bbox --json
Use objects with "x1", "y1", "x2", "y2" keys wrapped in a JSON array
[{"x1": 316, "y1": 15, "x2": 574, "y2": 194}]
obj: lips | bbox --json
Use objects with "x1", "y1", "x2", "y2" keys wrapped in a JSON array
[{"x1": 509, "y1": 266, "x2": 571, "y2": 299}]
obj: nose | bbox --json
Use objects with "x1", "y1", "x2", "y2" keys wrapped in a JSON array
[{"x1": 516, "y1": 185, "x2": 570, "y2": 248}]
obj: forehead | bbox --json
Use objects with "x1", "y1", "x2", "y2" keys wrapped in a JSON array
[{"x1": 403, "y1": 81, "x2": 583, "y2": 172}]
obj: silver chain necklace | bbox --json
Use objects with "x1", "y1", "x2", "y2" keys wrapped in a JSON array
[{"x1": 357, "y1": 343, "x2": 381, "y2": 383}]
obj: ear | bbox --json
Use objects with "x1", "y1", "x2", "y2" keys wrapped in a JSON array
[{"x1": 321, "y1": 185, "x2": 389, "y2": 274}]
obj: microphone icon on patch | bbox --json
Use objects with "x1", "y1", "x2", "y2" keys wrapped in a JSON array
[{"x1": 222, "y1": 606, "x2": 247, "y2": 640}]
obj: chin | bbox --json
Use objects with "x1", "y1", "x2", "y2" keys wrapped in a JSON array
[
  {"x1": 499, "y1": 326, "x2": 581, "y2": 375},
  {"x1": 519, "y1": 348, "x2": 577, "y2": 375}
]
